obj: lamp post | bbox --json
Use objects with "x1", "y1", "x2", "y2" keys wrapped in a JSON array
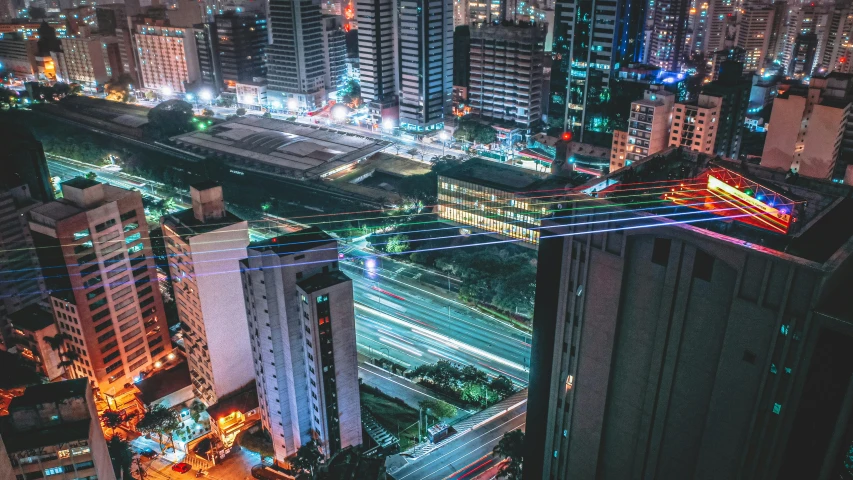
[{"x1": 439, "y1": 130, "x2": 449, "y2": 157}]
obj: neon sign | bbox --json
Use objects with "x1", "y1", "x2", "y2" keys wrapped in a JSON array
[{"x1": 707, "y1": 175, "x2": 791, "y2": 232}]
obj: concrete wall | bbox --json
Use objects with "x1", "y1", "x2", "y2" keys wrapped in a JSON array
[{"x1": 761, "y1": 95, "x2": 805, "y2": 172}]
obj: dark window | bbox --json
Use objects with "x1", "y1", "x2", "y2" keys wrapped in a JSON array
[
  {"x1": 95, "y1": 218, "x2": 117, "y2": 232},
  {"x1": 651, "y1": 238, "x2": 671, "y2": 266},
  {"x1": 742, "y1": 350, "x2": 757, "y2": 364},
  {"x1": 92, "y1": 309, "x2": 111, "y2": 322},
  {"x1": 120, "y1": 210, "x2": 137, "y2": 222},
  {"x1": 693, "y1": 250, "x2": 715, "y2": 281}
]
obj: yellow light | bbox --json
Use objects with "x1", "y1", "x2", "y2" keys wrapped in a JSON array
[
  {"x1": 154, "y1": 361, "x2": 162, "y2": 368},
  {"x1": 167, "y1": 353, "x2": 176, "y2": 360},
  {"x1": 219, "y1": 417, "x2": 226, "y2": 424}
]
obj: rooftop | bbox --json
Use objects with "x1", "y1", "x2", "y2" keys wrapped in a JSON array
[
  {"x1": 8, "y1": 304, "x2": 55, "y2": 332},
  {"x1": 61, "y1": 177, "x2": 100, "y2": 190},
  {"x1": 29, "y1": 182, "x2": 131, "y2": 223},
  {"x1": 9, "y1": 378, "x2": 89, "y2": 410},
  {"x1": 171, "y1": 117, "x2": 389, "y2": 180},
  {"x1": 297, "y1": 270, "x2": 351, "y2": 294},
  {"x1": 162, "y1": 207, "x2": 245, "y2": 240},
  {"x1": 569, "y1": 148, "x2": 853, "y2": 264},
  {"x1": 137, "y1": 361, "x2": 191, "y2": 405},
  {"x1": 440, "y1": 158, "x2": 546, "y2": 191},
  {"x1": 0, "y1": 418, "x2": 91, "y2": 452},
  {"x1": 207, "y1": 383, "x2": 258, "y2": 420},
  {"x1": 249, "y1": 227, "x2": 337, "y2": 256}
]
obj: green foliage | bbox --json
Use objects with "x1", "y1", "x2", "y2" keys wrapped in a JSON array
[
  {"x1": 407, "y1": 147, "x2": 420, "y2": 157},
  {"x1": 107, "y1": 436, "x2": 133, "y2": 480},
  {"x1": 85, "y1": 171, "x2": 97, "y2": 180},
  {"x1": 494, "y1": 429, "x2": 524, "y2": 479},
  {"x1": 419, "y1": 399, "x2": 457, "y2": 421},
  {"x1": 235, "y1": 107, "x2": 247, "y2": 116},
  {"x1": 236, "y1": 429, "x2": 274, "y2": 459},
  {"x1": 453, "y1": 120, "x2": 497, "y2": 144},
  {"x1": 189, "y1": 400, "x2": 206, "y2": 424},
  {"x1": 144, "y1": 90, "x2": 157, "y2": 101},
  {"x1": 292, "y1": 440, "x2": 323, "y2": 477},
  {"x1": 385, "y1": 234, "x2": 410, "y2": 254},
  {"x1": 263, "y1": 111, "x2": 272, "y2": 118},
  {"x1": 202, "y1": 108, "x2": 214, "y2": 117},
  {"x1": 216, "y1": 96, "x2": 234, "y2": 108},
  {"x1": 105, "y1": 74, "x2": 134, "y2": 102},
  {"x1": 405, "y1": 360, "x2": 515, "y2": 408},
  {"x1": 340, "y1": 79, "x2": 362, "y2": 107},
  {"x1": 101, "y1": 409, "x2": 135, "y2": 436},
  {"x1": 137, "y1": 404, "x2": 182, "y2": 451},
  {"x1": 461, "y1": 382, "x2": 499, "y2": 408},
  {"x1": 147, "y1": 99, "x2": 194, "y2": 138}
]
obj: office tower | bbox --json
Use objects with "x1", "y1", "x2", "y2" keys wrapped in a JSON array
[
  {"x1": 134, "y1": 25, "x2": 199, "y2": 93},
  {"x1": 266, "y1": 0, "x2": 327, "y2": 110},
  {"x1": 453, "y1": 0, "x2": 468, "y2": 26},
  {"x1": 468, "y1": 23, "x2": 545, "y2": 130},
  {"x1": 161, "y1": 182, "x2": 252, "y2": 406},
  {"x1": 0, "y1": 379, "x2": 116, "y2": 480},
  {"x1": 194, "y1": 22, "x2": 223, "y2": 93},
  {"x1": 668, "y1": 94, "x2": 721, "y2": 154},
  {"x1": 97, "y1": 4, "x2": 141, "y2": 85},
  {"x1": 53, "y1": 35, "x2": 121, "y2": 88},
  {"x1": 610, "y1": 129, "x2": 629, "y2": 172},
  {"x1": 702, "y1": 61, "x2": 750, "y2": 159},
  {"x1": 8, "y1": 305, "x2": 65, "y2": 380},
  {"x1": 215, "y1": 12, "x2": 268, "y2": 88},
  {"x1": 28, "y1": 178, "x2": 172, "y2": 392},
  {"x1": 356, "y1": 0, "x2": 398, "y2": 123},
  {"x1": 240, "y1": 228, "x2": 361, "y2": 463},
  {"x1": 526, "y1": 150, "x2": 853, "y2": 480},
  {"x1": 0, "y1": 32, "x2": 38, "y2": 77},
  {"x1": 736, "y1": 5, "x2": 776, "y2": 73},
  {"x1": 704, "y1": 0, "x2": 737, "y2": 55},
  {"x1": 398, "y1": 0, "x2": 453, "y2": 133},
  {"x1": 0, "y1": 185, "x2": 47, "y2": 350},
  {"x1": 688, "y1": 0, "x2": 709, "y2": 56},
  {"x1": 647, "y1": 0, "x2": 691, "y2": 71},
  {"x1": 625, "y1": 88, "x2": 675, "y2": 163},
  {"x1": 321, "y1": 15, "x2": 347, "y2": 96},
  {"x1": 761, "y1": 82, "x2": 850, "y2": 180},
  {"x1": 468, "y1": 0, "x2": 499, "y2": 24}
]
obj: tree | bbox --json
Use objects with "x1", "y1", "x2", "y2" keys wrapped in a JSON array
[
  {"x1": 292, "y1": 440, "x2": 322, "y2": 478},
  {"x1": 44, "y1": 333, "x2": 71, "y2": 352},
  {"x1": 136, "y1": 404, "x2": 182, "y2": 451},
  {"x1": 489, "y1": 375, "x2": 515, "y2": 399},
  {"x1": 144, "y1": 90, "x2": 157, "y2": 101},
  {"x1": 493, "y1": 429, "x2": 524, "y2": 479},
  {"x1": 57, "y1": 350, "x2": 80, "y2": 370},
  {"x1": 69, "y1": 84, "x2": 83, "y2": 96},
  {"x1": 236, "y1": 107, "x2": 246, "y2": 116},
  {"x1": 189, "y1": 400, "x2": 206, "y2": 424},
  {"x1": 105, "y1": 73, "x2": 134, "y2": 102},
  {"x1": 263, "y1": 111, "x2": 272, "y2": 118},
  {"x1": 385, "y1": 234, "x2": 410, "y2": 254},
  {"x1": 147, "y1": 100, "x2": 195, "y2": 137},
  {"x1": 36, "y1": 21, "x2": 60, "y2": 56},
  {"x1": 418, "y1": 399, "x2": 457, "y2": 423},
  {"x1": 461, "y1": 382, "x2": 498, "y2": 408},
  {"x1": 407, "y1": 147, "x2": 420, "y2": 157},
  {"x1": 102, "y1": 409, "x2": 136, "y2": 437},
  {"x1": 107, "y1": 436, "x2": 133, "y2": 480},
  {"x1": 202, "y1": 108, "x2": 214, "y2": 117},
  {"x1": 85, "y1": 171, "x2": 97, "y2": 180}
]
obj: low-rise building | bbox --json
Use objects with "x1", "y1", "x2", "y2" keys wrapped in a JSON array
[
  {"x1": 0, "y1": 379, "x2": 116, "y2": 480},
  {"x1": 626, "y1": 89, "x2": 675, "y2": 163},
  {"x1": 610, "y1": 130, "x2": 629, "y2": 172},
  {"x1": 7, "y1": 305, "x2": 65, "y2": 381},
  {"x1": 669, "y1": 94, "x2": 722, "y2": 155},
  {"x1": 52, "y1": 35, "x2": 121, "y2": 88}
]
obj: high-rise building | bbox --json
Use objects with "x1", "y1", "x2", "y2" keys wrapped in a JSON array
[
  {"x1": 704, "y1": 0, "x2": 737, "y2": 55},
  {"x1": 647, "y1": 0, "x2": 691, "y2": 71},
  {"x1": 761, "y1": 81, "x2": 850, "y2": 180},
  {"x1": 194, "y1": 22, "x2": 222, "y2": 93},
  {"x1": 0, "y1": 185, "x2": 47, "y2": 350},
  {"x1": 815, "y1": 72, "x2": 853, "y2": 180},
  {"x1": 356, "y1": 0, "x2": 398, "y2": 123},
  {"x1": 526, "y1": 149, "x2": 853, "y2": 480},
  {"x1": 467, "y1": 0, "x2": 500, "y2": 24},
  {"x1": 321, "y1": 15, "x2": 347, "y2": 97},
  {"x1": 625, "y1": 88, "x2": 675, "y2": 162},
  {"x1": 240, "y1": 228, "x2": 362, "y2": 462},
  {"x1": 0, "y1": 379, "x2": 116, "y2": 480},
  {"x1": 0, "y1": 121, "x2": 53, "y2": 203},
  {"x1": 736, "y1": 5, "x2": 776, "y2": 73},
  {"x1": 28, "y1": 178, "x2": 172, "y2": 392},
  {"x1": 266, "y1": 0, "x2": 327, "y2": 110},
  {"x1": 96, "y1": 3, "x2": 141, "y2": 85},
  {"x1": 214, "y1": 12, "x2": 267, "y2": 88},
  {"x1": 668, "y1": 94, "x2": 721, "y2": 154},
  {"x1": 53, "y1": 35, "x2": 121, "y2": 88},
  {"x1": 468, "y1": 23, "x2": 545, "y2": 130},
  {"x1": 610, "y1": 129, "x2": 629, "y2": 172},
  {"x1": 0, "y1": 32, "x2": 38, "y2": 77},
  {"x1": 161, "y1": 182, "x2": 252, "y2": 406},
  {"x1": 134, "y1": 25, "x2": 199, "y2": 93},
  {"x1": 701, "y1": 60, "x2": 750, "y2": 159},
  {"x1": 398, "y1": 0, "x2": 454, "y2": 133}
]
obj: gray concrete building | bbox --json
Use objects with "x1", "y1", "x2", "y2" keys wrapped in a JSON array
[
  {"x1": 356, "y1": 0, "x2": 398, "y2": 124},
  {"x1": 526, "y1": 150, "x2": 853, "y2": 480},
  {"x1": 240, "y1": 228, "x2": 361, "y2": 464}
]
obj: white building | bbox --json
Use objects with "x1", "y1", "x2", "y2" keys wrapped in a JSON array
[
  {"x1": 736, "y1": 5, "x2": 776, "y2": 73},
  {"x1": 669, "y1": 94, "x2": 722, "y2": 155},
  {"x1": 626, "y1": 89, "x2": 675, "y2": 163},
  {"x1": 161, "y1": 182, "x2": 252, "y2": 406},
  {"x1": 761, "y1": 82, "x2": 850, "y2": 180},
  {"x1": 134, "y1": 25, "x2": 199, "y2": 93},
  {"x1": 240, "y1": 228, "x2": 361, "y2": 463}
]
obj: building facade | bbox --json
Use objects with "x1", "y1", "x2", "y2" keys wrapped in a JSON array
[
  {"x1": 647, "y1": 0, "x2": 691, "y2": 71},
  {"x1": 669, "y1": 94, "x2": 721, "y2": 154},
  {"x1": 0, "y1": 379, "x2": 116, "y2": 480},
  {"x1": 266, "y1": 0, "x2": 327, "y2": 110},
  {"x1": 736, "y1": 5, "x2": 776, "y2": 73},
  {"x1": 161, "y1": 182, "x2": 252, "y2": 406},
  {"x1": 241, "y1": 228, "x2": 362, "y2": 463},
  {"x1": 321, "y1": 15, "x2": 347, "y2": 97},
  {"x1": 356, "y1": 0, "x2": 398, "y2": 123},
  {"x1": 610, "y1": 129, "x2": 629, "y2": 172},
  {"x1": 53, "y1": 35, "x2": 120, "y2": 88},
  {"x1": 0, "y1": 33, "x2": 38, "y2": 77},
  {"x1": 134, "y1": 25, "x2": 199, "y2": 93},
  {"x1": 28, "y1": 179, "x2": 172, "y2": 392},
  {"x1": 468, "y1": 23, "x2": 545, "y2": 130},
  {"x1": 215, "y1": 12, "x2": 267, "y2": 88},
  {"x1": 8, "y1": 305, "x2": 65, "y2": 381},
  {"x1": 625, "y1": 89, "x2": 675, "y2": 163},
  {"x1": 702, "y1": 60, "x2": 750, "y2": 160},
  {"x1": 526, "y1": 150, "x2": 853, "y2": 480},
  {"x1": 398, "y1": 0, "x2": 453, "y2": 133}
]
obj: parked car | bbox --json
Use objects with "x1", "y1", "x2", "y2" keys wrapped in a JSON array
[
  {"x1": 172, "y1": 463, "x2": 192, "y2": 474},
  {"x1": 139, "y1": 448, "x2": 158, "y2": 459}
]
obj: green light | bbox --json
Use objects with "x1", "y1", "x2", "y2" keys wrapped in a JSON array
[
  {"x1": 198, "y1": 124, "x2": 206, "y2": 130},
  {"x1": 744, "y1": 189, "x2": 753, "y2": 196}
]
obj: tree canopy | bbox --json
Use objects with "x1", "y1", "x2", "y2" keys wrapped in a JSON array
[
  {"x1": 136, "y1": 404, "x2": 182, "y2": 451},
  {"x1": 453, "y1": 120, "x2": 497, "y2": 144},
  {"x1": 147, "y1": 100, "x2": 195, "y2": 138},
  {"x1": 494, "y1": 429, "x2": 524, "y2": 479}
]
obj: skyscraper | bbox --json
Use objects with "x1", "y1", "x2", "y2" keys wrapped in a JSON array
[
  {"x1": 526, "y1": 150, "x2": 853, "y2": 480},
  {"x1": 356, "y1": 0, "x2": 398, "y2": 123},
  {"x1": 28, "y1": 178, "x2": 172, "y2": 391},
  {"x1": 161, "y1": 182, "x2": 252, "y2": 406},
  {"x1": 648, "y1": 0, "x2": 691, "y2": 71},
  {"x1": 735, "y1": 4, "x2": 776, "y2": 73},
  {"x1": 0, "y1": 121, "x2": 53, "y2": 204},
  {"x1": 240, "y1": 228, "x2": 361, "y2": 463},
  {"x1": 266, "y1": 0, "x2": 327, "y2": 110},
  {"x1": 215, "y1": 12, "x2": 268, "y2": 88},
  {"x1": 701, "y1": 60, "x2": 750, "y2": 159},
  {"x1": 398, "y1": 0, "x2": 454, "y2": 133},
  {"x1": 321, "y1": 15, "x2": 347, "y2": 97}
]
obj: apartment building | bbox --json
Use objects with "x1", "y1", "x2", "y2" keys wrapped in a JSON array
[
  {"x1": 53, "y1": 35, "x2": 121, "y2": 87},
  {"x1": 669, "y1": 94, "x2": 722, "y2": 154},
  {"x1": 625, "y1": 89, "x2": 675, "y2": 162},
  {"x1": 468, "y1": 23, "x2": 545, "y2": 130},
  {"x1": 609, "y1": 130, "x2": 629, "y2": 172},
  {"x1": 356, "y1": 0, "x2": 398, "y2": 123},
  {"x1": 134, "y1": 25, "x2": 199, "y2": 93},
  {"x1": 0, "y1": 379, "x2": 116, "y2": 480},
  {"x1": 0, "y1": 33, "x2": 38, "y2": 77},
  {"x1": 702, "y1": 61, "x2": 751, "y2": 160},
  {"x1": 241, "y1": 228, "x2": 362, "y2": 463},
  {"x1": 28, "y1": 178, "x2": 172, "y2": 392},
  {"x1": 8, "y1": 305, "x2": 65, "y2": 381},
  {"x1": 736, "y1": 5, "x2": 776, "y2": 72},
  {"x1": 161, "y1": 182, "x2": 252, "y2": 406}
]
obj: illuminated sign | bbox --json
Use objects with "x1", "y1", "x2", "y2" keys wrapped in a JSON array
[{"x1": 707, "y1": 175, "x2": 791, "y2": 230}]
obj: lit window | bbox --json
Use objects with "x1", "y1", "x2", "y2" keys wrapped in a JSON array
[{"x1": 772, "y1": 403, "x2": 782, "y2": 415}]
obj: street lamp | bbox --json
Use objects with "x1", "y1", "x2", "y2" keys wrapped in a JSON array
[
  {"x1": 160, "y1": 85, "x2": 173, "y2": 98},
  {"x1": 439, "y1": 130, "x2": 449, "y2": 157},
  {"x1": 332, "y1": 104, "x2": 347, "y2": 122},
  {"x1": 200, "y1": 89, "x2": 212, "y2": 105},
  {"x1": 287, "y1": 97, "x2": 298, "y2": 113}
]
